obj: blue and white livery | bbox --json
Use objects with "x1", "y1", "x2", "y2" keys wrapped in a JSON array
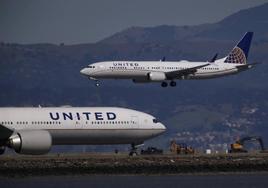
[
  {"x1": 0, "y1": 107, "x2": 166, "y2": 155},
  {"x1": 80, "y1": 32, "x2": 258, "y2": 87}
]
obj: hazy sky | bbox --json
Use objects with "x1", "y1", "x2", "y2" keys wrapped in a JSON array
[{"x1": 1, "y1": 0, "x2": 268, "y2": 44}]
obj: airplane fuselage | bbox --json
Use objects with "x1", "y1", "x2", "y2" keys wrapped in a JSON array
[
  {"x1": 81, "y1": 60, "x2": 239, "y2": 81},
  {"x1": 0, "y1": 107, "x2": 166, "y2": 145},
  {"x1": 80, "y1": 32, "x2": 255, "y2": 87}
]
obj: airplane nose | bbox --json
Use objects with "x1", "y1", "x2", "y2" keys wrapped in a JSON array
[
  {"x1": 158, "y1": 123, "x2": 166, "y2": 134},
  {"x1": 80, "y1": 68, "x2": 88, "y2": 76}
]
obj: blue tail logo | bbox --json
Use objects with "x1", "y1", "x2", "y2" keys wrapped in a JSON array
[{"x1": 224, "y1": 32, "x2": 253, "y2": 64}]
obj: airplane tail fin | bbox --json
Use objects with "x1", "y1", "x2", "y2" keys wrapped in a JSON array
[{"x1": 224, "y1": 32, "x2": 253, "y2": 64}]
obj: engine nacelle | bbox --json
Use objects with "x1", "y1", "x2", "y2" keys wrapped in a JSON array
[
  {"x1": 148, "y1": 72, "x2": 166, "y2": 81},
  {"x1": 8, "y1": 130, "x2": 52, "y2": 155}
]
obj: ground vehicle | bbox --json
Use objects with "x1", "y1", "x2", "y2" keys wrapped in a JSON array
[
  {"x1": 170, "y1": 140, "x2": 195, "y2": 154},
  {"x1": 229, "y1": 136, "x2": 265, "y2": 153},
  {"x1": 140, "y1": 147, "x2": 163, "y2": 155}
]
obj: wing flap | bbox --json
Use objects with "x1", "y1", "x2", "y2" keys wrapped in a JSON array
[{"x1": 166, "y1": 63, "x2": 210, "y2": 79}]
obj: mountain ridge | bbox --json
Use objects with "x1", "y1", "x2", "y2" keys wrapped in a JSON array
[{"x1": 99, "y1": 3, "x2": 268, "y2": 44}]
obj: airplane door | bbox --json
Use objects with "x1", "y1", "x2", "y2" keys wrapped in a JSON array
[{"x1": 131, "y1": 116, "x2": 139, "y2": 129}]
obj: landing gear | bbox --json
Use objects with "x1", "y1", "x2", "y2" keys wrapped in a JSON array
[
  {"x1": 89, "y1": 77, "x2": 100, "y2": 87},
  {"x1": 161, "y1": 81, "x2": 176, "y2": 87},
  {"x1": 161, "y1": 82, "x2": 168, "y2": 87},
  {"x1": 95, "y1": 80, "x2": 100, "y2": 87},
  {"x1": 129, "y1": 143, "x2": 139, "y2": 156},
  {"x1": 170, "y1": 81, "x2": 176, "y2": 87},
  {"x1": 0, "y1": 146, "x2": 5, "y2": 155}
]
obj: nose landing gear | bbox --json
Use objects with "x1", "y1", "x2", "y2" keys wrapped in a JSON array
[
  {"x1": 92, "y1": 79, "x2": 100, "y2": 87},
  {"x1": 88, "y1": 77, "x2": 100, "y2": 87}
]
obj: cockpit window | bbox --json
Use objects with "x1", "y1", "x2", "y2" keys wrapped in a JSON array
[
  {"x1": 87, "y1": 65, "x2": 95, "y2": 68},
  {"x1": 153, "y1": 119, "x2": 159, "y2": 123}
]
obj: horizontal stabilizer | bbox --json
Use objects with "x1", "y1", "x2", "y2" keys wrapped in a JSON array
[{"x1": 236, "y1": 62, "x2": 261, "y2": 71}]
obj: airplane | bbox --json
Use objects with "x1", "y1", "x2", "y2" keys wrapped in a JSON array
[
  {"x1": 80, "y1": 32, "x2": 258, "y2": 87},
  {"x1": 0, "y1": 107, "x2": 166, "y2": 156}
]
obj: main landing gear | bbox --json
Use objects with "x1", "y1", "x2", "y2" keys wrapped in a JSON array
[
  {"x1": 129, "y1": 143, "x2": 144, "y2": 156},
  {"x1": 161, "y1": 81, "x2": 176, "y2": 87},
  {"x1": 170, "y1": 81, "x2": 176, "y2": 87},
  {"x1": 129, "y1": 143, "x2": 138, "y2": 156},
  {"x1": 0, "y1": 146, "x2": 5, "y2": 155},
  {"x1": 161, "y1": 82, "x2": 168, "y2": 87}
]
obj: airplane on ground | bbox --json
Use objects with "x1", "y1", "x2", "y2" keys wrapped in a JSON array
[
  {"x1": 80, "y1": 32, "x2": 258, "y2": 87},
  {"x1": 0, "y1": 107, "x2": 166, "y2": 156}
]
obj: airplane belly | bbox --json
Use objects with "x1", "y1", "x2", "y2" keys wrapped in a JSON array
[
  {"x1": 48, "y1": 129, "x2": 161, "y2": 145},
  {"x1": 93, "y1": 70, "x2": 148, "y2": 79}
]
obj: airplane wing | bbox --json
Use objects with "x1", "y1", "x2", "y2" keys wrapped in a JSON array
[
  {"x1": 0, "y1": 124, "x2": 14, "y2": 140},
  {"x1": 165, "y1": 63, "x2": 210, "y2": 79}
]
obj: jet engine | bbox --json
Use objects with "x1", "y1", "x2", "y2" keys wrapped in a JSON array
[
  {"x1": 8, "y1": 130, "x2": 52, "y2": 155},
  {"x1": 148, "y1": 72, "x2": 166, "y2": 81}
]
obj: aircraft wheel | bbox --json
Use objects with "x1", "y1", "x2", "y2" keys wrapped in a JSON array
[
  {"x1": 95, "y1": 82, "x2": 100, "y2": 87},
  {"x1": 161, "y1": 82, "x2": 168, "y2": 87},
  {"x1": 170, "y1": 81, "x2": 176, "y2": 87},
  {"x1": 129, "y1": 151, "x2": 138, "y2": 156},
  {"x1": 0, "y1": 146, "x2": 5, "y2": 155},
  {"x1": 129, "y1": 143, "x2": 139, "y2": 156}
]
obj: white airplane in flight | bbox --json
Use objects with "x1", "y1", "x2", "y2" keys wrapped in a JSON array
[
  {"x1": 0, "y1": 107, "x2": 166, "y2": 156},
  {"x1": 80, "y1": 32, "x2": 258, "y2": 87}
]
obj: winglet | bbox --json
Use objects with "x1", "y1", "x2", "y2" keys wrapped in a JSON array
[{"x1": 209, "y1": 53, "x2": 218, "y2": 63}]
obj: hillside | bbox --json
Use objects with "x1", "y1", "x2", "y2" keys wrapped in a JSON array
[{"x1": 100, "y1": 3, "x2": 268, "y2": 44}]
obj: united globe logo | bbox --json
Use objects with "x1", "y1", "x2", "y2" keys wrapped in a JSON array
[{"x1": 224, "y1": 47, "x2": 246, "y2": 64}]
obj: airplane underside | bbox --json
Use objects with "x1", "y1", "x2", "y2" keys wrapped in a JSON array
[
  {"x1": 48, "y1": 129, "x2": 163, "y2": 145},
  {"x1": 89, "y1": 68, "x2": 239, "y2": 87}
]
